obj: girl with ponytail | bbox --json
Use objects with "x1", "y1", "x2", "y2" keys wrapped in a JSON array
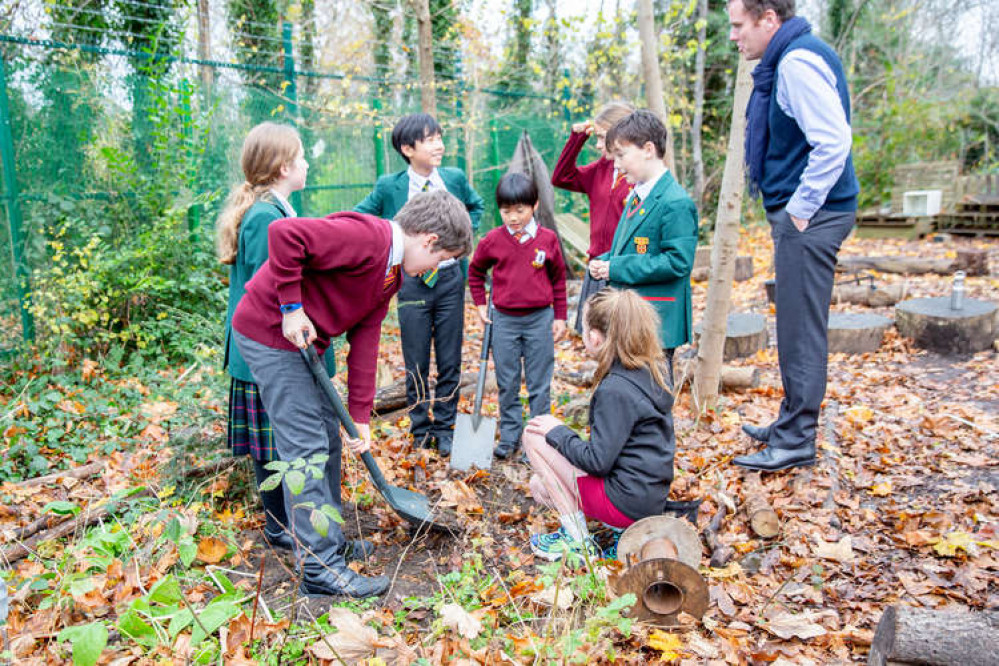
[
  {"x1": 219, "y1": 122, "x2": 308, "y2": 550},
  {"x1": 523, "y1": 288, "x2": 676, "y2": 561}
]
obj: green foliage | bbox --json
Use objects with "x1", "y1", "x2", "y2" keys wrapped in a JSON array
[
  {"x1": 23, "y1": 61, "x2": 223, "y2": 364},
  {"x1": 263, "y1": 454, "x2": 344, "y2": 537},
  {"x1": 57, "y1": 621, "x2": 108, "y2": 666}
]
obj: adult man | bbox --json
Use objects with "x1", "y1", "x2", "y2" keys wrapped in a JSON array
[{"x1": 728, "y1": 0, "x2": 859, "y2": 472}]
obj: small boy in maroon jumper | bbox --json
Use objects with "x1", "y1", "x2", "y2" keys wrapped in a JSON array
[
  {"x1": 468, "y1": 173, "x2": 567, "y2": 459},
  {"x1": 232, "y1": 190, "x2": 473, "y2": 598}
]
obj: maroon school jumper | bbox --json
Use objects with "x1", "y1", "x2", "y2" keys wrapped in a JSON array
[
  {"x1": 468, "y1": 226, "x2": 567, "y2": 320},
  {"x1": 551, "y1": 130, "x2": 631, "y2": 260},
  {"x1": 232, "y1": 213, "x2": 399, "y2": 424}
]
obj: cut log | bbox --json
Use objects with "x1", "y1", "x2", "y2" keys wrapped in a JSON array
[
  {"x1": 19, "y1": 461, "x2": 103, "y2": 487},
  {"x1": 837, "y1": 256, "x2": 953, "y2": 275},
  {"x1": 895, "y1": 297, "x2": 997, "y2": 354},
  {"x1": 1, "y1": 490, "x2": 152, "y2": 564},
  {"x1": 690, "y1": 256, "x2": 753, "y2": 283},
  {"x1": 868, "y1": 606, "x2": 999, "y2": 666},
  {"x1": 742, "y1": 473, "x2": 779, "y2": 538},
  {"x1": 718, "y1": 366, "x2": 759, "y2": 390},
  {"x1": 827, "y1": 313, "x2": 893, "y2": 354},
  {"x1": 570, "y1": 359, "x2": 758, "y2": 391},
  {"x1": 832, "y1": 284, "x2": 907, "y2": 307},
  {"x1": 372, "y1": 374, "x2": 477, "y2": 414},
  {"x1": 694, "y1": 312, "x2": 767, "y2": 361},
  {"x1": 702, "y1": 502, "x2": 734, "y2": 568},
  {"x1": 954, "y1": 248, "x2": 990, "y2": 277}
]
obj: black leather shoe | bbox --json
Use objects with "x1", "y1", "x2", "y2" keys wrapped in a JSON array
[
  {"x1": 435, "y1": 437, "x2": 452, "y2": 456},
  {"x1": 300, "y1": 562, "x2": 390, "y2": 598},
  {"x1": 339, "y1": 539, "x2": 375, "y2": 562},
  {"x1": 741, "y1": 423, "x2": 773, "y2": 443},
  {"x1": 733, "y1": 444, "x2": 816, "y2": 472},
  {"x1": 264, "y1": 529, "x2": 295, "y2": 551},
  {"x1": 494, "y1": 441, "x2": 517, "y2": 459}
]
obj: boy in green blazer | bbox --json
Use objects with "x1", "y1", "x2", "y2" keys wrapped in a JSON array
[
  {"x1": 355, "y1": 114, "x2": 484, "y2": 455},
  {"x1": 588, "y1": 109, "x2": 699, "y2": 380}
]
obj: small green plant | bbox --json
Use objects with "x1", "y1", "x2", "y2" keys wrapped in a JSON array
[{"x1": 260, "y1": 454, "x2": 343, "y2": 537}]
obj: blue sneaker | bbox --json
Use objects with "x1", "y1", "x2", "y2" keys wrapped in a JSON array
[{"x1": 530, "y1": 528, "x2": 599, "y2": 563}]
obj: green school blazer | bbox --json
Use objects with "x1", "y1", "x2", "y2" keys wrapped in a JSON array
[
  {"x1": 601, "y1": 171, "x2": 698, "y2": 349},
  {"x1": 223, "y1": 199, "x2": 290, "y2": 383},
  {"x1": 354, "y1": 167, "x2": 484, "y2": 232}
]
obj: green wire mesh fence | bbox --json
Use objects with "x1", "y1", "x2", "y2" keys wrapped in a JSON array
[{"x1": 0, "y1": 14, "x2": 596, "y2": 351}]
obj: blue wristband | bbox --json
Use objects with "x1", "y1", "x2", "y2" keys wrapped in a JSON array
[{"x1": 279, "y1": 302, "x2": 303, "y2": 314}]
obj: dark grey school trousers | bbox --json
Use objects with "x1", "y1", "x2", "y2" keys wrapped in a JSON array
[
  {"x1": 767, "y1": 206, "x2": 855, "y2": 449},
  {"x1": 397, "y1": 262, "x2": 465, "y2": 444},
  {"x1": 234, "y1": 331, "x2": 346, "y2": 576},
  {"x1": 491, "y1": 307, "x2": 555, "y2": 446}
]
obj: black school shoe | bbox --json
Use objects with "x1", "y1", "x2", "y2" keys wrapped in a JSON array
[
  {"x1": 264, "y1": 532, "x2": 374, "y2": 564},
  {"x1": 493, "y1": 441, "x2": 518, "y2": 459},
  {"x1": 733, "y1": 443, "x2": 816, "y2": 472},
  {"x1": 300, "y1": 560, "x2": 390, "y2": 598}
]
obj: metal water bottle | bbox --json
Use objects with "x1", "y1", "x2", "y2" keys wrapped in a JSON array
[{"x1": 950, "y1": 271, "x2": 966, "y2": 310}]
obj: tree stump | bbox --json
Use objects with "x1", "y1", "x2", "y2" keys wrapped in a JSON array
[
  {"x1": 827, "y1": 313, "x2": 893, "y2": 354},
  {"x1": 695, "y1": 312, "x2": 767, "y2": 361},
  {"x1": 954, "y1": 248, "x2": 990, "y2": 276},
  {"x1": 868, "y1": 606, "x2": 999, "y2": 666},
  {"x1": 895, "y1": 297, "x2": 997, "y2": 354},
  {"x1": 742, "y1": 473, "x2": 779, "y2": 539}
]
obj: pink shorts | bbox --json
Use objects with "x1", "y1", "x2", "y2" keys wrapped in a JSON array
[{"x1": 576, "y1": 475, "x2": 634, "y2": 528}]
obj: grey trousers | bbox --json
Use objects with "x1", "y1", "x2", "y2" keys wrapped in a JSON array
[
  {"x1": 491, "y1": 307, "x2": 555, "y2": 446},
  {"x1": 233, "y1": 331, "x2": 345, "y2": 575},
  {"x1": 767, "y1": 207, "x2": 855, "y2": 449}
]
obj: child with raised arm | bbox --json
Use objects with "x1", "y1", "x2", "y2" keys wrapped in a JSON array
[
  {"x1": 587, "y1": 109, "x2": 699, "y2": 379},
  {"x1": 551, "y1": 101, "x2": 635, "y2": 333},
  {"x1": 217, "y1": 122, "x2": 307, "y2": 551},
  {"x1": 524, "y1": 288, "x2": 675, "y2": 561},
  {"x1": 468, "y1": 173, "x2": 567, "y2": 459},
  {"x1": 354, "y1": 113, "x2": 483, "y2": 455},
  {"x1": 232, "y1": 190, "x2": 473, "y2": 598}
]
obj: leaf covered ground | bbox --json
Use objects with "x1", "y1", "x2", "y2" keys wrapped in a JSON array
[{"x1": 1, "y1": 227, "x2": 997, "y2": 664}]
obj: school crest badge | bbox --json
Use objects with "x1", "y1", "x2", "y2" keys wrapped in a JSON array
[
  {"x1": 532, "y1": 249, "x2": 546, "y2": 268},
  {"x1": 634, "y1": 237, "x2": 649, "y2": 254}
]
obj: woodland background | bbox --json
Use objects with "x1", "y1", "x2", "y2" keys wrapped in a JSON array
[{"x1": 0, "y1": 0, "x2": 997, "y2": 664}]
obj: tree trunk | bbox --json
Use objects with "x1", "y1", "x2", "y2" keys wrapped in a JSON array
[
  {"x1": 690, "y1": 0, "x2": 708, "y2": 207},
  {"x1": 694, "y1": 57, "x2": 752, "y2": 410},
  {"x1": 412, "y1": 0, "x2": 437, "y2": 115},
  {"x1": 636, "y1": 0, "x2": 675, "y2": 172},
  {"x1": 868, "y1": 606, "x2": 999, "y2": 666},
  {"x1": 197, "y1": 0, "x2": 212, "y2": 91}
]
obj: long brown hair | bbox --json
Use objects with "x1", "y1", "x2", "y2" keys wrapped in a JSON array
[
  {"x1": 216, "y1": 122, "x2": 302, "y2": 264},
  {"x1": 593, "y1": 101, "x2": 635, "y2": 131},
  {"x1": 584, "y1": 288, "x2": 670, "y2": 392}
]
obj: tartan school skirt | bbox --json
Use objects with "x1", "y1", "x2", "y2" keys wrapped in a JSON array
[{"x1": 227, "y1": 378, "x2": 277, "y2": 462}]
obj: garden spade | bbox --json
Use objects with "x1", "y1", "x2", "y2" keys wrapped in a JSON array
[
  {"x1": 300, "y1": 345, "x2": 450, "y2": 533},
  {"x1": 450, "y1": 308, "x2": 496, "y2": 471}
]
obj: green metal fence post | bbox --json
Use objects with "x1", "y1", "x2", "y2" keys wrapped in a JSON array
[
  {"x1": 489, "y1": 117, "x2": 502, "y2": 229},
  {"x1": 372, "y1": 97, "x2": 385, "y2": 178},
  {"x1": 282, "y1": 21, "x2": 302, "y2": 213},
  {"x1": 561, "y1": 67, "x2": 572, "y2": 123},
  {"x1": 0, "y1": 53, "x2": 34, "y2": 343},
  {"x1": 180, "y1": 78, "x2": 200, "y2": 244},
  {"x1": 454, "y1": 58, "x2": 466, "y2": 170}
]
